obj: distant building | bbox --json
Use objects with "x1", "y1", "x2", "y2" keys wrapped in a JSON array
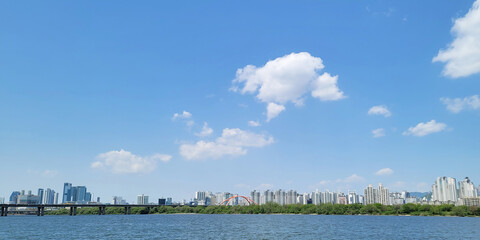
[
  {"x1": 9, "y1": 191, "x2": 21, "y2": 204},
  {"x1": 364, "y1": 184, "x2": 377, "y2": 204},
  {"x1": 378, "y1": 183, "x2": 390, "y2": 205},
  {"x1": 458, "y1": 177, "x2": 478, "y2": 199},
  {"x1": 112, "y1": 196, "x2": 127, "y2": 205},
  {"x1": 41, "y1": 188, "x2": 57, "y2": 204},
  {"x1": 63, "y1": 183, "x2": 92, "y2": 203},
  {"x1": 137, "y1": 194, "x2": 149, "y2": 204},
  {"x1": 311, "y1": 190, "x2": 322, "y2": 205},
  {"x1": 250, "y1": 190, "x2": 261, "y2": 205},
  {"x1": 364, "y1": 183, "x2": 390, "y2": 205},
  {"x1": 347, "y1": 192, "x2": 358, "y2": 204},
  {"x1": 432, "y1": 176, "x2": 458, "y2": 203},
  {"x1": 286, "y1": 190, "x2": 297, "y2": 205},
  {"x1": 461, "y1": 197, "x2": 480, "y2": 207},
  {"x1": 17, "y1": 191, "x2": 40, "y2": 205},
  {"x1": 262, "y1": 190, "x2": 274, "y2": 204},
  {"x1": 274, "y1": 190, "x2": 286, "y2": 205},
  {"x1": 63, "y1": 183, "x2": 72, "y2": 203}
]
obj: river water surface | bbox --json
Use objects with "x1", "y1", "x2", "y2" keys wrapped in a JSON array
[{"x1": 1, "y1": 214, "x2": 479, "y2": 239}]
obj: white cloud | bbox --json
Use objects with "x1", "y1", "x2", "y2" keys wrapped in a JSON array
[
  {"x1": 92, "y1": 149, "x2": 171, "y2": 174},
  {"x1": 232, "y1": 52, "x2": 345, "y2": 121},
  {"x1": 150, "y1": 154, "x2": 172, "y2": 163},
  {"x1": 172, "y1": 111, "x2": 192, "y2": 120},
  {"x1": 266, "y1": 103, "x2": 286, "y2": 122},
  {"x1": 441, "y1": 95, "x2": 480, "y2": 113},
  {"x1": 403, "y1": 120, "x2": 447, "y2": 137},
  {"x1": 375, "y1": 168, "x2": 394, "y2": 176},
  {"x1": 195, "y1": 122, "x2": 213, "y2": 137},
  {"x1": 180, "y1": 128, "x2": 274, "y2": 160},
  {"x1": 311, "y1": 72, "x2": 345, "y2": 101},
  {"x1": 248, "y1": 121, "x2": 261, "y2": 127},
  {"x1": 317, "y1": 180, "x2": 330, "y2": 186},
  {"x1": 433, "y1": 0, "x2": 480, "y2": 78},
  {"x1": 368, "y1": 105, "x2": 391, "y2": 117},
  {"x1": 180, "y1": 141, "x2": 245, "y2": 160},
  {"x1": 337, "y1": 174, "x2": 365, "y2": 183},
  {"x1": 372, "y1": 128, "x2": 386, "y2": 138}
]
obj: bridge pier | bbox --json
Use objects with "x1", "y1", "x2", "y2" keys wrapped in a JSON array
[
  {"x1": 36, "y1": 207, "x2": 45, "y2": 216},
  {"x1": 98, "y1": 206, "x2": 106, "y2": 215},
  {"x1": 69, "y1": 207, "x2": 77, "y2": 216},
  {"x1": 1, "y1": 206, "x2": 7, "y2": 216},
  {"x1": 124, "y1": 206, "x2": 131, "y2": 215}
]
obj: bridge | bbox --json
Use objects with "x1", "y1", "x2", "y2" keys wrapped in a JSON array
[
  {"x1": 0, "y1": 204, "x2": 180, "y2": 217},
  {"x1": 218, "y1": 195, "x2": 257, "y2": 206}
]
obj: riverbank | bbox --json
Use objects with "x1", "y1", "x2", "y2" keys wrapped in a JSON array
[{"x1": 43, "y1": 203, "x2": 480, "y2": 217}]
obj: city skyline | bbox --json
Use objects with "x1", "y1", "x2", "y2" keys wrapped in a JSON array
[
  {"x1": 2, "y1": 175, "x2": 479, "y2": 205},
  {"x1": 2, "y1": 1, "x2": 480, "y2": 202}
]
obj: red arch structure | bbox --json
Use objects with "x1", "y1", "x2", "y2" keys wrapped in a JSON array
[{"x1": 218, "y1": 195, "x2": 258, "y2": 206}]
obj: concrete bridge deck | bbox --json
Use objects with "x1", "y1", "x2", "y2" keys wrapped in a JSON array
[{"x1": 0, "y1": 204, "x2": 181, "y2": 216}]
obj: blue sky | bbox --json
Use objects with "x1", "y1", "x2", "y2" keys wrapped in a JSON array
[{"x1": 1, "y1": 0, "x2": 480, "y2": 203}]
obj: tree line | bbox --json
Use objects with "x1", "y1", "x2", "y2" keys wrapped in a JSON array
[{"x1": 43, "y1": 203, "x2": 480, "y2": 217}]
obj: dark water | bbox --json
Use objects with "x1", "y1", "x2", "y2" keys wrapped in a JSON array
[{"x1": 1, "y1": 214, "x2": 480, "y2": 239}]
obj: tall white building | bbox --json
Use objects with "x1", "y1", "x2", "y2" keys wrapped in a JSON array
[
  {"x1": 274, "y1": 190, "x2": 286, "y2": 205},
  {"x1": 364, "y1": 183, "x2": 390, "y2": 205},
  {"x1": 378, "y1": 183, "x2": 390, "y2": 205},
  {"x1": 311, "y1": 190, "x2": 322, "y2": 205},
  {"x1": 364, "y1": 184, "x2": 377, "y2": 204},
  {"x1": 137, "y1": 194, "x2": 149, "y2": 204},
  {"x1": 458, "y1": 177, "x2": 478, "y2": 199},
  {"x1": 323, "y1": 190, "x2": 334, "y2": 204},
  {"x1": 347, "y1": 192, "x2": 358, "y2": 204},
  {"x1": 195, "y1": 191, "x2": 207, "y2": 201},
  {"x1": 432, "y1": 176, "x2": 458, "y2": 203},
  {"x1": 286, "y1": 190, "x2": 297, "y2": 205},
  {"x1": 262, "y1": 190, "x2": 274, "y2": 204},
  {"x1": 250, "y1": 190, "x2": 261, "y2": 205}
]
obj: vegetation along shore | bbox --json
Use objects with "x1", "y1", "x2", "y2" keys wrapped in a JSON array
[{"x1": 43, "y1": 203, "x2": 480, "y2": 217}]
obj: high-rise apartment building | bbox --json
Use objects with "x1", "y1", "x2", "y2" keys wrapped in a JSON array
[
  {"x1": 364, "y1": 183, "x2": 389, "y2": 205},
  {"x1": 364, "y1": 184, "x2": 377, "y2": 204},
  {"x1": 347, "y1": 192, "x2": 358, "y2": 204},
  {"x1": 432, "y1": 176, "x2": 458, "y2": 203},
  {"x1": 262, "y1": 190, "x2": 274, "y2": 204},
  {"x1": 250, "y1": 190, "x2": 261, "y2": 205},
  {"x1": 286, "y1": 190, "x2": 297, "y2": 205},
  {"x1": 378, "y1": 183, "x2": 390, "y2": 205},
  {"x1": 458, "y1": 177, "x2": 478, "y2": 199},
  {"x1": 137, "y1": 194, "x2": 149, "y2": 204},
  {"x1": 274, "y1": 190, "x2": 286, "y2": 205}
]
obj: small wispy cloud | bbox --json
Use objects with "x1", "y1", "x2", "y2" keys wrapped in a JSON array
[
  {"x1": 368, "y1": 105, "x2": 391, "y2": 117},
  {"x1": 375, "y1": 168, "x2": 394, "y2": 176},
  {"x1": 403, "y1": 120, "x2": 447, "y2": 137},
  {"x1": 372, "y1": 128, "x2": 386, "y2": 138},
  {"x1": 441, "y1": 95, "x2": 480, "y2": 113},
  {"x1": 248, "y1": 121, "x2": 261, "y2": 127}
]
